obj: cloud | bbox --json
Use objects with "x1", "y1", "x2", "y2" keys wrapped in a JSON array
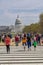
[
  {"x1": 8, "y1": 8, "x2": 43, "y2": 14},
  {"x1": 0, "y1": 0, "x2": 43, "y2": 25},
  {"x1": 0, "y1": 9, "x2": 4, "y2": 15}
]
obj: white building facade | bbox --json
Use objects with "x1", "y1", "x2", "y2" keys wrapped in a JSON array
[{"x1": 15, "y1": 16, "x2": 24, "y2": 33}]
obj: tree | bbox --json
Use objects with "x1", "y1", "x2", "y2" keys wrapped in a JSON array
[
  {"x1": 39, "y1": 13, "x2": 43, "y2": 33},
  {"x1": 23, "y1": 23, "x2": 40, "y2": 33}
]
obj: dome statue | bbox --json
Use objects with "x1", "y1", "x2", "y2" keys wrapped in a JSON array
[{"x1": 15, "y1": 15, "x2": 24, "y2": 33}]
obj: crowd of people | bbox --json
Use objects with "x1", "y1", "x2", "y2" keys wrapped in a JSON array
[
  {"x1": 0, "y1": 32, "x2": 43, "y2": 53},
  {"x1": 14, "y1": 32, "x2": 43, "y2": 51}
]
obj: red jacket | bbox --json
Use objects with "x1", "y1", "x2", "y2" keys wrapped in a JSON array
[
  {"x1": 5, "y1": 37, "x2": 10, "y2": 45},
  {"x1": 15, "y1": 36, "x2": 19, "y2": 42}
]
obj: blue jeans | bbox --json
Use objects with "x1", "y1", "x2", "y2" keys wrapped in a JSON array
[{"x1": 27, "y1": 42, "x2": 31, "y2": 48}]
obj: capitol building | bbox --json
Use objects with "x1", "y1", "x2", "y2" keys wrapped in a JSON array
[
  {"x1": 0, "y1": 15, "x2": 24, "y2": 34},
  {"x1": 15, "y1": 15, "x2": 24, "y2": 33}
]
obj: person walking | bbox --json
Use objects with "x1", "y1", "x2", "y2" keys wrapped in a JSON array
[
  {"x1": 33, "y1": 40, "x2": 37, "y2": 51},
  {"x1": 27, "y1": 36, "x2": 31, "y2": 51},
  {"x1": 22, "y1": 37, "x2": 27, "y2": 51},
  {"x1": 15, "y1": 34, "x2": 19, "y2": 46},
  {"x1": 5, "y1": 35, "x2": 11, "y2": 53}
]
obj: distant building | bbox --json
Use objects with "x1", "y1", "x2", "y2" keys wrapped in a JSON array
[
  {"x1": 0, "y1": 16, "x2": 24, "y2": 34},
  {"x1": 15, "y1": 15, "x2": 24, "y2": 33},
  {"x1": 9, "y1": 25, "x2": 15, "y2": 32},
  {"x1": 0, "y1": 26, "x2": 11, "y2": 34}
]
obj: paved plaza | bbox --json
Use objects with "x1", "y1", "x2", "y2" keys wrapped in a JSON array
[{"x1": 0, "y1": 46, "x2": 43, "y2": 65}]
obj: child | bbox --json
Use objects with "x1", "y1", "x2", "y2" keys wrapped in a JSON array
[
  {"x1": 22, "y1": 37, "x2": 27, "y2": 51},
  {"x1": 33, "y1": 40, "x2": 37, "y2": 51}
]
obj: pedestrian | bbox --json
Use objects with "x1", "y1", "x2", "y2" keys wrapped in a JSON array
[
  {"x1": 33, "y1": 40, "x2": 37, "y2": 51},
  {"x1": 15, "y1": 34, "x2": 19, "y2": 46},
  {"x1": 22, "y1": 37, "x2": 27, "y2": 51},
  {"x1": 1, "y1": 34, "x2": 5, "y2": 42},
  {"x1": 5, "y1": 35, "x2": 11, "y2": 53},
  {"x1": 27, "y1": 36, "x2": 31, "y2": 51},
  {"x1": 0, "y1": 35, "x2": 1, "y2": 42}
]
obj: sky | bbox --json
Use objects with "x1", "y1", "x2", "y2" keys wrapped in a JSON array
[{"x1": 0, "y1": 0, "x2": 43, "y2": 26}]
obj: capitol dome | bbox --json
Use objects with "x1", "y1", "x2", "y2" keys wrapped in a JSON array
[
  {"x1": 15, "y1": 15, "x2": 24, "y2": 33},
  {"x1": 15, "y1": 18, "x2": 22, "y2": 25}
]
